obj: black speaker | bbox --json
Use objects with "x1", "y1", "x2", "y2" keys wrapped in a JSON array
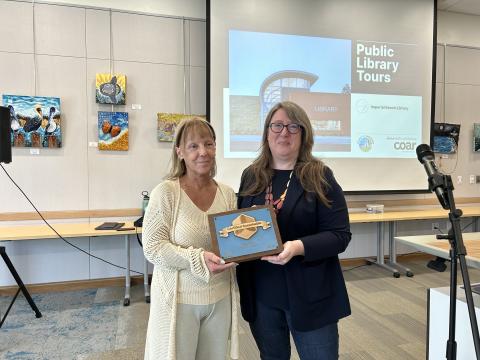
[{"x1": 0, "y1": 106, "x2": 12, "y2": 164}]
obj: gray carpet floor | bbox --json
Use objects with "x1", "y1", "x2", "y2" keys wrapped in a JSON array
[{"x1": 1, "y1": 256, "x2": 479, "y2": 359}]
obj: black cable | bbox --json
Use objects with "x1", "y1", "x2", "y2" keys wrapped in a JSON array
[
  {"x1": 342, "y1": 263, "x2": 368, "y2": 273},
  {"x1": 397, "y1": 250, "x2": 423, "y2": 257},
  {"x1": 1, "y1": 164, "x2": 142, "y2": 275},
  {"x1": 136, "y1": 227, "x2": 143, "y2": 248}
]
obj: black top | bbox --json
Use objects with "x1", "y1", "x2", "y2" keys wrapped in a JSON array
[
  {"x1": 254, "y1": 169, "x2": 291, "y2": 309},
  {"x1": 236, "y1": 166, "x2": 352, "y2": 331}
]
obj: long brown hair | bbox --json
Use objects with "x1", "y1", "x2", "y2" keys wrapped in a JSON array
[
  {"x1": 241, "y1": 101, "x2": 331, "y2": 206},
  {"x1": 166, "y1": 117, "x2": 217, "y2": 180}
]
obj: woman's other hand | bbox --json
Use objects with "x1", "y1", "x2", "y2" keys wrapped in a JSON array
[
  {"x1": 261, "y1": 240, "x2": 304, "y2": 265},
  {"x1": 203, "y1": 251, "x2": 237, "y2": 273}
]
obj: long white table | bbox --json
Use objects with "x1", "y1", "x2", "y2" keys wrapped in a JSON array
[
  {"x1": 350, "y1": 207, "x2": 480, "y2": 277},
  {"x1": 0, "y1": 222, "x2": 148, "y2": 306},
  {"x1": 394, "y1": 232, "x2": 480, "y2": 268}
]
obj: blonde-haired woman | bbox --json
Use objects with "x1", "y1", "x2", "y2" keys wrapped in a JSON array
[
  {"x1": 143, "y1": 117, "x2": 238, "y2": 360},
  {"x1": 237, "y1": 101, "x2": 351, "y2": 360}
]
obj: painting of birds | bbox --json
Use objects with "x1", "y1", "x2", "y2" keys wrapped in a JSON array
[{"x1": 2, "y1": 95, "x2": 62, "y2": 148}]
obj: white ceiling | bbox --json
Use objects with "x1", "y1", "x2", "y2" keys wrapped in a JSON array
[{"x1": 438, "y1": 0, "x2": 480, "y2": 16}]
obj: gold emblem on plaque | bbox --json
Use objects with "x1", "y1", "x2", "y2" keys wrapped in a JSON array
[{"x1": 219, "y1": 214, "x2": 271, "y2": 240}]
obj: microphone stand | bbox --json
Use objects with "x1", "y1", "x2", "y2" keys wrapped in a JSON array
[{"x1": 433, "y1": 174, "x2": 480, "y2": 359}]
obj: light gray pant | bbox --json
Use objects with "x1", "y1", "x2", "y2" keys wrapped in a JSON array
[{"x1": 175, "y1": 295, "x2": 231, "y2": 360}]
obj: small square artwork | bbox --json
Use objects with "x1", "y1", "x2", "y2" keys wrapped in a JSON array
[
  {"x1": 96, "y1": 74, "x2": 126, "y2": 105},
  {"x1": 433, "y1": 122, "x2": 461, "y2": 154},
  {"x1": 474, "y1": 124, "x2": 480, "y2": 152},
  {"x1": 98, "y1": 111, "x2": 129, "y2": 151},
  {"x1": 157, "y1": 113, "x2": 206, "y2": 142},
  {"x1": 2, "y1": 94, "x2": 62, "y2": 148}
]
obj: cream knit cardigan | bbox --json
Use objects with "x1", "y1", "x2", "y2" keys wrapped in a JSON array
[{"x1": 143, "y1": 179, "x2": 239, "y2": 360}]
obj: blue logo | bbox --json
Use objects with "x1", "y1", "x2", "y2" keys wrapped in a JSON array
[{"x1": 358, "y1": 135, "x2": 374, "y2": 152}]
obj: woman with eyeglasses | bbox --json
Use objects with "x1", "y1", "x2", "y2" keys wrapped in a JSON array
[{"x1": 236, "y1": 101, "x2": 351, "y2": 360}]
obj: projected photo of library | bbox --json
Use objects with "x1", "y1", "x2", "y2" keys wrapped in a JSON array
[
  {"x1": 229, "y1": 70, "x2": 351, "y2": 154},
  {"x1": 226, "y1": 30, "x2": 351, "y2": 157}
]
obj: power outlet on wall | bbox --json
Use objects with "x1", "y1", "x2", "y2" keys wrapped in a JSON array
[{"x1": 432, "y1": 222, "x2": 441, "y2": 231}]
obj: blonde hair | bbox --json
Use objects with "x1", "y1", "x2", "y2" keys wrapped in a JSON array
[
  {"x1": 241, "y1": 101, "x2": 331, "y2": 206},
  {"x1": 166, "y1": 117, "x2": 217, "y2": 179}
]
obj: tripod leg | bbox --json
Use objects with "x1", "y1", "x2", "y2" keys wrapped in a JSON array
[
  {"x1": 0, "y1": 288, "x2": 21, "y2": 328},
  {"x1": 458, "y1": 254, "x2": 480, "y2": 359},
  {"x1": 0, "y1": 247, "x2": 42, "y2": 324},
  {"x1": 446, "y1": 250, "x2": 458, "y2": 360}
]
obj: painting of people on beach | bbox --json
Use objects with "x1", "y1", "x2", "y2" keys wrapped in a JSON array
[
  {"x1": 2, "y1": 95, "x2": 62, "y2": 148},
  {"x1": 96, "y1": 73, "x2": 126, "y2": 105},
  {"x1": 157, "y1": 113, "x2": 206, "y2": 142},
  {"x1": 98, "y1": 111, "x2": 129, "y2": 151}
]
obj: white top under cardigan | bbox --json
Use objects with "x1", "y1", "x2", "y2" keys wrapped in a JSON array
[{"x1": 143, "y1": 179, "x2": 239, "y2": 360}]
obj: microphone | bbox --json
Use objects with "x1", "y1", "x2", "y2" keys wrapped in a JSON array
[{"x1": 416, "y1": 144, "x2": 449, "y2": 209}]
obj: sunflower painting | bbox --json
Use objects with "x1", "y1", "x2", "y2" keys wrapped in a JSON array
[
  {"x1": 157, "y1": 113, "x2": 206, "y2": 142},
  {"x1": 95, "y1": 74, "x2": 126, "y2": 105}
]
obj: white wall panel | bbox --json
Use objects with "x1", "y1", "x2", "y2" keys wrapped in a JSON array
[
  {"x1": 438, "y1": 11, "x2": 480, "y2": 48},
  {"x1": 34, "y1": 3, "x2": 86, "y2": 57},
  {"x1": 0, "y1": 1, "x2": 34, "y2": 53},
  {"x1": 189, "y1": 20, "x2": 206, "y2": 67},
  {"x1": 0, "y1": 52, "x2": 35, "y2": 97},
  {"x1": 47, "y1": 0, "x2": 205, "y2": 19},
  {"x1": 436, "y1": 45, "x2": 445, "y2": 83},
  {"x1": 435, "y1": 82, "x2": 444, "y2": 124},
  {"x1": 86, "y1": 8, "x2": 111, "y2": 59},
  {"x1": 445, "y1": 46, "x2": 480, "y2": 85},
  {"x1": 112, "y1": 12, "x2": 184, "y2": 65},
  {"x1": 190, "y1": 66, "x2": 206, "y2": 115}
]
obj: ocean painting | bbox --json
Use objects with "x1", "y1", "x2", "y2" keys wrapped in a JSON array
[
  {"x1": 96, "y1": 74, "x2": 126, "y2": 105},
  {"x1": 2, "y1": 95, "x2": 61, "y2": 148},
  {"x1": 433, "y1": 122, "x2": 461, "y2": 154},
  {"x1": 98, "y1": 111, "x2": 128, "y2": 151},
  {"x1": 157, "y1": 113, "x2": 205, "y2": 142},
  {"x1": 474, "y1": 123, "x2": 480, "y2": 152}
]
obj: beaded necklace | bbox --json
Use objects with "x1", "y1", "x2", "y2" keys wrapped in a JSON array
[{"x1": 265, "y1": 170, "x2": 293, "y2": 213}]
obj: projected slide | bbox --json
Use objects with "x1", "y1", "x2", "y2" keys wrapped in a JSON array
[{"x1": 225, "y1": 30, "x2": 422, "y2": 159}]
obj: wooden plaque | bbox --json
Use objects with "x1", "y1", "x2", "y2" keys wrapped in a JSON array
[{"x1": 208, "y1": 205, "x2": 283, "y2": 263}]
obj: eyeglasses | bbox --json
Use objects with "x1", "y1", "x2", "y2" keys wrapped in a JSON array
[{"x1": 269, "y1": 122, "x2": 302, "y2": 134}]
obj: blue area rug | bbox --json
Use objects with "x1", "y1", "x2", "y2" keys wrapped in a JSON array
[{"x1": 0, "y1": 289, "x2": 121, "y2": 360}]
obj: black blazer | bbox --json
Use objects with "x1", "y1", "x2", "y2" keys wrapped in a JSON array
[{"x1": 236, "y1": 167, "x2": 352, "y2": 331}]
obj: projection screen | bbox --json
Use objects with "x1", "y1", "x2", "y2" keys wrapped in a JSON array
[{"x1": 208, "y1": 0, "x2": 436, "y2": 193}]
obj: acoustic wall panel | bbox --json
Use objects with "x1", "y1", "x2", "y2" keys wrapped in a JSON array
[
  {"x1": 112, "y1": 11, "x2": 184, "y2": 64},
  {"x1": 0, "y1": 0, "x2": 34, "y2": 53},
  {"x1": 34, "y1": 3, "x2": 86, "y2": 57},
  {"x1": 85, "y1": 9, "x2": 111, "y2": 60}
]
